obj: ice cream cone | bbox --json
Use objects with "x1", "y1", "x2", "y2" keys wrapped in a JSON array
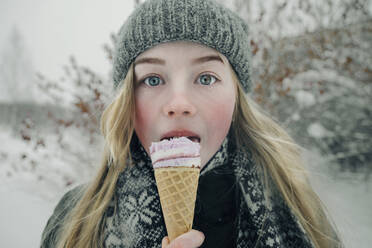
[{"x1": 154, "y1": 166, "x2": 200, "y2": 241}]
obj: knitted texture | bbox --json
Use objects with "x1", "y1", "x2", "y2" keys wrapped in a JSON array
[
  {"x1": 40, "y1": 130, "x2": 315, "y2": 247},
  {"x1": 113, "y1": 0, "x2": 253, "y2": 93},
  {"x1": 102, "y1": 131, "x2": 314, "y2": 247}
]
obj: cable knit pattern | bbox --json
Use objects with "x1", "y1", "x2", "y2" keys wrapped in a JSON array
[{"x1": 113, "y1": 0, "x2": 252, "y2": 93}]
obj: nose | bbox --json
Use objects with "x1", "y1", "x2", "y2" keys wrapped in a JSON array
[{"x1": 163, "y1": 92, "x2": 197, "y2": 117}]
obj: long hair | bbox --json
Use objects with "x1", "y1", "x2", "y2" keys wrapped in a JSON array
[
  {"x1": 55, "y1": 63, "x2": 136, "y2": 247},
  {"x1": 230, "y1": 64, "x2": 342, "y2": 248},
  {"x1": 54, "y1": 57, "x2": 342, "y2": 248}
]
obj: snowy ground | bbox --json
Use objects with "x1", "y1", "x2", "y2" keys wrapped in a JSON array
[
  {"x1": 0, "y1": 125, "x2": 92, "y2": 247},
  {"x1": 0, "y1": 179, "x2": 58, "y2": 247},
  {"x1": 303, "y1": 150, "x2": 372, "y2": 248},
  {"x1": 0, "y1": 128, "x2": 371, "y2": 247}
]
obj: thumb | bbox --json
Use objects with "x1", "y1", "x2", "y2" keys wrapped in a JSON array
[
  {"x1": 170, "y1": 230, "x2": 205, "y2": 248},
  {"x1": 162, "y1": 236, "x2": 170, "y2": 247}
]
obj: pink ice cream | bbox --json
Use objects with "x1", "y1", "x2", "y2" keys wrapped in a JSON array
[{"x1": 149, "y1": 137, "x2": 201, "y2": 169}]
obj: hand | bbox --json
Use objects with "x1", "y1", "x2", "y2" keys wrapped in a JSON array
[{"x1": 161, "y1": 229, "x2": 205, "y2": 248}]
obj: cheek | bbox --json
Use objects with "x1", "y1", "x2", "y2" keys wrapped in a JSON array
[
  {"x1": 207, "y1": 99, "x2": 235, "y2": 129},
  {"x1": 135, "y1": 101, "x2": 149, "y2": 128},
  {"x1": 134, "y1": 98, "x2": 154, "y2": 150},
  {"x1": 200, "y1": 96, "x2": 235, "y2": 167},
  {"x1": 134, "y1": 90, "x2": 157, "y2": 129}
]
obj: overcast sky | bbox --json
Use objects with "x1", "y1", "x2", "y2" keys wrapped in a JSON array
[{"x1": 0, "y1": 0, "x2": 134, "y2": 80}]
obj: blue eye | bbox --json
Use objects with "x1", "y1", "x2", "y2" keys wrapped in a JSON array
[
  {"x1": 198, "y1": 74, "x2": 218, "y2": 85},
  {"x1": 143, "y1": 76, "x2": 163, "y2": 86}
]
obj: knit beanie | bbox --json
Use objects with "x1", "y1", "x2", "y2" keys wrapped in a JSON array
[{"x1": 113, "y1": 0, "x2": 252, "y2": 93}]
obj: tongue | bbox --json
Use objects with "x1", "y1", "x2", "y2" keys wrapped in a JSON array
[
  {"x1": 162, "y1": 136, "x2": 199, "y2": 143},
  {"x1": 188, "y1": 137, "x2": 199, "y2": 143}
]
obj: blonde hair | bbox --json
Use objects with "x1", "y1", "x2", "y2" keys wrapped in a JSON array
[
  {"x1": 53, "y1": 57, "x2": 342, "y2": 248},
  {"x1": 54, "y1": 63, "x2": 136, "y2": 247},
  {"x1": 230, "y1": 66, "x2": 342, "y2": 248}
]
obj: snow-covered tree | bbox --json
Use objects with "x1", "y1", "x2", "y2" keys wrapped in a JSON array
[
  {"x1": 218, "y1": 0, "x2": 372, "y2": 174},
  {"x1": 0, "y1": 27, "x2": 36, "y2": 102},
  {"x1": 4, "y1": 33, "x2": 118, "y2": 189}
]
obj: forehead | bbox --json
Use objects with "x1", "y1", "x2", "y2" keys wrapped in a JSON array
[{"x1": 135, "y1": 41, "x2": 226, "y2": 63}]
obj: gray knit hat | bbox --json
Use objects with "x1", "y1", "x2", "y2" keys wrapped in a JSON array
[{"x1": 113, "y1": 0, "x2": 252, "y2": 93}]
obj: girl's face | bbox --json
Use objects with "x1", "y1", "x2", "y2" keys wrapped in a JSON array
[{"x1": 133, "y1": 41, "x2": 236, "y2": 168}]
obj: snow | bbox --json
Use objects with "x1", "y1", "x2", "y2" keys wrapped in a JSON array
[
  {"x1": 294, "y1": 90, "x2": 316, "y2": 108},
  {"x1": 303, "y1": 149, "x2": 372, "y2": 248},
  {"x1": 0, "y1": 181, "x2": 56, "y2": 248},
  {"x1": 0, "y1": 124, "x2": 95, "y2": 246},
  {"x1": 0, "y1": 126, "x2": 84, "y2": 199},
  {"x1": 290, "y1": 111, "x2": 301, "y2": 121},
  {"x1": 307, "y1": 122, "x2": 332, "y2": 138},
  {"x1": 293, "y1": 69, "x2": 357, "y2": 90}
]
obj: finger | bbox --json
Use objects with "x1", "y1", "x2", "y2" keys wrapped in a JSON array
[
  {"x1": 171, "y1": 230, "x2": 205, "y2": 248},
  {"x1": 162, "y1": 236, "x2": 170, "y2": 247}
]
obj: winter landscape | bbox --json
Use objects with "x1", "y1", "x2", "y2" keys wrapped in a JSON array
[{"x1": 1, "y1": 0, "x2": 371, "y2": 247}]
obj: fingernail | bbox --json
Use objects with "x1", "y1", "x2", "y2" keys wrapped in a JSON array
[{"x1": 198, "y1": 231, "x2": 205, "y2": 241}]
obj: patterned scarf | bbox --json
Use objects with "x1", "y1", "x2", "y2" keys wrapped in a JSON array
[{"x1": 103, "y1": 130, "x2": 314, "y2": 247}]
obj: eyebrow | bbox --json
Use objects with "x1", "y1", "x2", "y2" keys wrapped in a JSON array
[
  {"x1": 134, "y1": 54, "x2": 224, "y2": 66},
  {"x1": 193, "y1": 55, "x2": 224, "y2": 65}
]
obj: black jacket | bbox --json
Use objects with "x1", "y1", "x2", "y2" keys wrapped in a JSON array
[
  {"x1": 40, "y1": 167, "x2": 239, "y2": 248},
  {"x1": 193, "y1": 165, "x2": 239, "y2": 248}
]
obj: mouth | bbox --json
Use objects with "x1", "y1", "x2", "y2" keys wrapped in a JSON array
[
  {"x1": 160, "y1": 130, "x2": 201, "y2": 143},
  {"x1": 160, "y1": 136, "x2": 200, "y2": 143}
]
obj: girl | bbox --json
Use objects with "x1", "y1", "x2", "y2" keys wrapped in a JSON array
[{"x1": 41, "y1": 0, "x2": 343, "y2": 247}]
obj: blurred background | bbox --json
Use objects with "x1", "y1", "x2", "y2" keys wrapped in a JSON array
[{"x1": 0, "y1": 0, "x2": 371, "y2": 247}]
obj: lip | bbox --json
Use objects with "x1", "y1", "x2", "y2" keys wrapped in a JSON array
[{"x1": 160, "y1": 129, "x2": 201, "y2": 142}]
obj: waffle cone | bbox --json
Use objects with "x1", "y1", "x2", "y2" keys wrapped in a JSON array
[{"x1": 154, "y1": 167, "x2": 200, "y2": 241}]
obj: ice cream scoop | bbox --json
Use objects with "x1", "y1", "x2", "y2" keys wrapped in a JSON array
[
  {"x1": 150, "y1": 136, "x2": 201, "y2": 169},
  {"x1": 149, "y1": 137, "x2": 201, "y2": 241}
]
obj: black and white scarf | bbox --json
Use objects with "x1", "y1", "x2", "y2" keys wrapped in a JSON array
[{"x1": 103, "y1": 130, "x2": 314, "y2": 248}]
